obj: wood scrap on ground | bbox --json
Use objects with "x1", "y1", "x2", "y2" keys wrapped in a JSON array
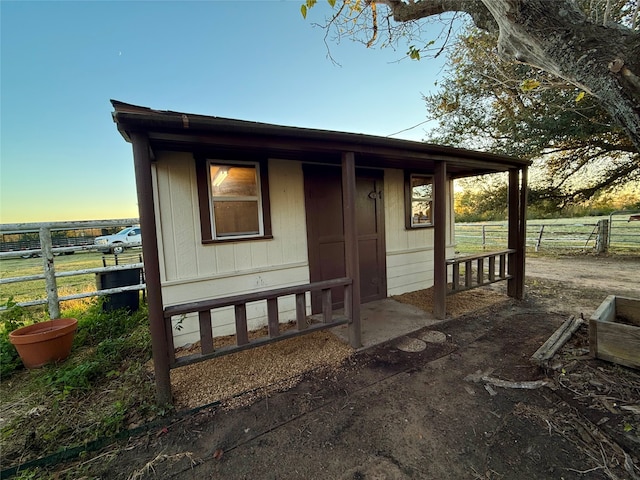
[
  {"x1": 530, "y1": 315, "x2": 584, "y2": 368},
  {"x1": 464, "y1": 369, "x2": 553, "y2": 391}
]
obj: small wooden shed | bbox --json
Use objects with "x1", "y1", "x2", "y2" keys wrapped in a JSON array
[{"x1": 111, "y1": 101, "x2": 529, "y2": 403}]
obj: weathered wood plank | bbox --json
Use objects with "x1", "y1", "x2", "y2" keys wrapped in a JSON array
[
  {"x1": 446, "y1": 249, "x2": 515, "y2": 264},
  {"x1": 616, "y1": 297, "x2": 640, "y2": 326},
  {"x1": 165, "y1": 277, "x2": 351, "y2": 317},
  {"x1": 235, "y1": 304, "x2": 249, "y2": 346},
  {"x1": 590, "y1": 296, "x2": 640, "y2": 369},
  {"x1": 488, "y1": 256, "x2": 496, "y2": 282},
  {"x1": 452, "y1": 263, "x2": 460, "y2": 290},
  {"x1": 477, "y1": 258, "x2": 484, "y2": 286},
  {"x1": 267, "y1": 298, "x2": 280, "y2": 337},
  {"x1": 531, "y1": 316, "x2": 583, "y2": 366},
  {"x1": 322, "y1": 289, "x2": 332, "y2": 324},
  {"x1": 591, "y1": 295, "x2": 617, "y2": 324},
  {"x1": 296, "y1": 293, "x2": 307, "y2": 330},
  {"x1": 198, "y1": 310, "x2": 214, "y2": 354},
  {"x1": 590, "y1": 321, "x2": 640, "y2": 369},
  {"x1": 499, "y1": 254, "x2": 506, "y2": 279},
  {"x1": 465, "y1": 260, "x2": 472, "y2": 288},
  {"x1": 446, "y1": 275, "x2": 512, "y2": 295}
]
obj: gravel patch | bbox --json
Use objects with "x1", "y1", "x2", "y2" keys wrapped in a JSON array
[
  {"x1": 169, "y1": 286, "x2": 507, "y2": 409},
  {"x1": 171, "y1": 327, "x2": 352, "y2": 409}
]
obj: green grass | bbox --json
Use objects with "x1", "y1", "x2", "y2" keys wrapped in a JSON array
[
  {"x1": 0, "y1": 251, "x2": 142, "y2": 305},
  {"x1": 0, "y1": 299, "x2": 159, "y2": 477}
]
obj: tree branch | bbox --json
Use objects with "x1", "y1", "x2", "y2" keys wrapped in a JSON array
[{"x1": 376, "y1": 0, "x2": 496, "y2": 30}]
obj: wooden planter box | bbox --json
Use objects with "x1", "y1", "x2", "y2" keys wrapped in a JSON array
[{"x1": 589, "y1": 296, "x2": 640, "y2": 370}]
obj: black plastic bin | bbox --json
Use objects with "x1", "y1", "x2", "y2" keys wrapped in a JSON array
[{"x1": 96, "y1": 268, "x2": 142, "y2": 312}]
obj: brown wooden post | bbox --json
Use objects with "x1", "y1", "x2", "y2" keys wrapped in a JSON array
[
  {"x1": 130, "y1": 132, "x2": 172, "y2": 405},
  {"x1": 342, "y1": 152, "x2": 361, "y2": 348},
  {"x1": 507, "y1": 168, "x2": 521, "y2": 298},
  {"x1": 433, "y1": 161, "x2": 447, "y2": 319},
  {"x1": 515, "y1": 167, "x2": 528, "y2": 299}
]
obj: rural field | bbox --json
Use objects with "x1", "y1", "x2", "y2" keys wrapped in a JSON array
[
  {"x1": 455, "y1": 213, "x2": 640, "y2": 254},
  {"x1": 1, "y1": 215, "x2": 637, "y2": 309},
  {"x1": 0, "y1": 249, "x2": 142, "y2": 307}
]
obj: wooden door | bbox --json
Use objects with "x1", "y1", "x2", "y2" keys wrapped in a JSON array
[{"x1": 303, "y1": 165, "x2": 386, "y2": 313}]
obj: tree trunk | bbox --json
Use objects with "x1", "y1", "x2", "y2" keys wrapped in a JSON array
[{"x1": 480, "y1": 0, "x2": 640, "y2": 152}]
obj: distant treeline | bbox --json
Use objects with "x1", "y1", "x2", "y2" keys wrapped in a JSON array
[{"x1": 455, "y1": 183, "x2": 640, "y2": 223}]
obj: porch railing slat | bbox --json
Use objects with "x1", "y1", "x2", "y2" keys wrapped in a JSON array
[
  {"x1": 296, "y1": 293, "x2": 307, "y2": 330},
  {"x1": 488, "y1": 256, "x2": 496, "y2": 282},
  {"x1": 322, "y1": 288, "x2": 332, "y2": 323},
  {"x1": 173, "y1": 318, "x2": 349, "y2": 369},
  {"x1": 199, "y1": 310, "x2": 214, "y2": 354},
  {"x1": 164, "y1": 277, "x2": 351, "y2": 317},
  {"x1": 464, "y1": 260, "x2": 472, "y2": 288},
  {"x1": 164, "y1": 277, "x2": 352, "y2": 370},
  {"x1": 446, "y1": 249, "x2": 515, "y2": 295},
  {"x1": 235, "y1": 304, "x2": 249, "y2": 345},
  {"x1": 452, "y1": 263, "x2": 460, "y2": 290},
  {"x1": 267, "y1": 298, "x2": 280, "y2": 337}
]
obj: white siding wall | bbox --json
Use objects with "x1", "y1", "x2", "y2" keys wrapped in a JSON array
[
  {"x1": 152, "y1": 157, "x2": 456, "y2": 346},
  {"x1": 383, "y1": 169, "x2": 455, "y2": 296},
  {"x1": 153, "y1": 154, "x2": 310, "y2": 346}
]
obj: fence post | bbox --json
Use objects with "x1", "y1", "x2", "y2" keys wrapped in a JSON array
[
  {"x1": 595, "y1": 219, "x2": 609, "y2": 254},
  {"x1": 40, "y1": 227, "x2": 60, "y2": 319},
  {"x1": 482, "y1": 225, "x2": 486, "y2": 250},
  {"x1": 535, "y1": 225, "x2": 545, "y2": 252}
]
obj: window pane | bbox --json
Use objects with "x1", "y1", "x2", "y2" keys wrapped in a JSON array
[
  {"x1": 411, "y1": 175, "x2": 433, "y2": 226},
  {"x1": 210, "y1": 165, "x2": 258, "y2": 197},
  {"x1": 412, "y1": 200, "x2": 432, "y2": 225},
  {"x1": 213, "y1": 201, "x2": 260, "y2": 236},
  {"x1": 411, "y1": 177, "x2": 432, "y2": 199}
]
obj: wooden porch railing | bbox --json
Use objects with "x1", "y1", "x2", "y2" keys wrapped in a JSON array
[
  {"x1": 163, "y1": 277, "x2": 352, "y2": 368},
  {"x1": 446, "y1": 249, "x2": 515, "y2": 294}
]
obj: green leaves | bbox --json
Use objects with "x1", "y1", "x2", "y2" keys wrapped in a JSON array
[
  {"x1": 301, "y1": 0, "x2": 323, "y2": 19},
  {"x1": 407, "y1": 45, "x2": 421, "y2": 60}
]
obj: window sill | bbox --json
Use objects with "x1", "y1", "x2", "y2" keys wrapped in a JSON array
[
  {"x1": 406, "y1": 225, "x2": 434, "y2": 230},
  {"x1": 202, "y1": 235, "x2": 274, "y2": 245}
]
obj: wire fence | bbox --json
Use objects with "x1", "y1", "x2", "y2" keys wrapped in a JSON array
[
  {"x1": 455, "y1": 214, "x2": 640, "y2": 254},
  {"x1": 0, "y1": 219, "x2": 144, "y2": 317}
]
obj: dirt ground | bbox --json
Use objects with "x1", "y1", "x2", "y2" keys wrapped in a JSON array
[{"x1": 34, "y1": 255, "x2": 640, "y2": 478}]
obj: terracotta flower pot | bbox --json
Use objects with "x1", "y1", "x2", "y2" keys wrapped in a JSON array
[{"x1": 9, "y1": 318, "x2": 78, "y2": 369}]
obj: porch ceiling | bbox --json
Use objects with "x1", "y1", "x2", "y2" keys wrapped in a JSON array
[{"x1": 112, "y1": 100, "x2": 530, "y2": 178}]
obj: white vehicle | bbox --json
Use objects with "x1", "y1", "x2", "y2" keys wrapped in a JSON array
[{"x1": 94, "y1": 226, "x2": 141, "y2": 254}]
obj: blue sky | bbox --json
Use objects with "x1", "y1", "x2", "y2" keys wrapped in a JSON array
[{"x1": 1, "y1": 1, "x2": 451, "y2": 223}]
